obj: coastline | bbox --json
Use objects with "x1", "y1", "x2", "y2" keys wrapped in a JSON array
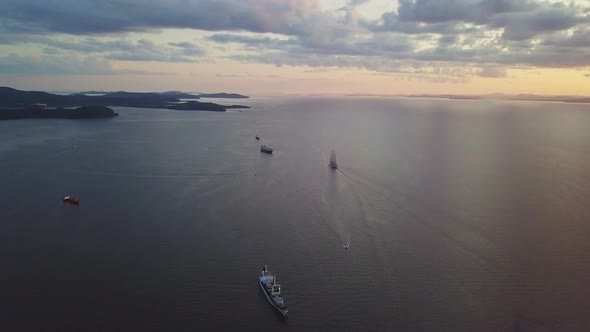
[{"x1": 0, "y1": 106, "x2": 119, "y2": 120}]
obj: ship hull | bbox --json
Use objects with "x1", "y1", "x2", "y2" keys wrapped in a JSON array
[
  {"x1": 259, "y1": 280, "x2": 288, "y2": 316},
  {"x1": 63, "y1": 197, "x2": 80, "y2": 205}
]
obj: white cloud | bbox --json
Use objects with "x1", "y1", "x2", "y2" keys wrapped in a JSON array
[
  {"x1": 1, "y1": 0, "x2": 590, "y2": 78},
  {"x1": 0, "y1": 54, "x2": 171, "y2": 75}
]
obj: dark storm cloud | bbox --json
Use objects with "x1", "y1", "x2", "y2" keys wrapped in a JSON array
[
  {"x1": 0, "y1": 0, "x2": 355, "y2": 62},
  {"x1": 0, "y1": 0, "x2": 321, "y2": 35},
  {"x1": 491, "y1": 2, "x2": 585, "y2": 40},
  {"x1": 375, "y1": 0, "x2": 587, "y2": 41},
  {"x1": 542, "y1": 27, "x2": 590, "y2": 47},
  {"x1": 395, "y1": 0, "x2": 531, "y2": 24}
]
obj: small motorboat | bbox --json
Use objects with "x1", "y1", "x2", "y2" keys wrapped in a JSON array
[
  {"x1": 63, "y1": 196, "x2": 80, "y2": 206},
  {"x1": 343, "y1": 243, "x2": 349, "y2": 250},
  {"x1": 255, "y1": 135, "x2": 260, "y2": 140},
  {"x1": 261, "y1": 145, "x2": 273, "y2": 154}
]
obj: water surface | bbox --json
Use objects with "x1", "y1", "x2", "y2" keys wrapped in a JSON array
[{"x1": 1, "y1": 97, "x2": 589, "y2": 331}]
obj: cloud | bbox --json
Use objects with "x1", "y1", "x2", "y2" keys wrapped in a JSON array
[
  {"x1": 349, "y1": 0, "x2": 371, "y2": 7},
  {"x1": 211, "y1": 31, "x2": 416, "y2": 58},
  {"x1": 233, "y1": 52, "x2": 479, "y2": 80},
  {"x1": 208, "y1": 33, "x2": 297, "y2": 52},
  {"x1": 1, "y1": 0, "x2": 590, "y2": 80},
  {"x1": 304, "y1": 68, "x2": 331, "y2": 73},
  {"x1": 1, "y1": 35, "x2": 204, "y2": 62},
  {"x1": 168, "y1": 41, "x2": 204, "y2": 56},
  {"x1": 0, "y1": 54, "x2": 171, "y2": 75},
  {"x1": 220, "y1": 25, "x2": 590, "y2": 70},
  {"x1": 542, "y1": 27, "x2": 590, "y2": 48},
  {"x1": 216, "y1": 73, "x2": 243, "y2": 78},
  {"x1": 374, "y1": 0, "x2": 588, "y2": 41},
  {"x1": 0, "y1": 0, "x2": 323, "y2": 35},
  {"x1": 395, "y1": 0, "x2": 530, "y2": 24},
  {"x1": 493, "y1": 2, "x2": 585, "y2": 41},
  {"x1": 0, "y1": 0, "x2": 361, "y2": 51},
  {"x1": 216, "y1": 72, "x2": 280, "y2": 78},
  {"x1": 438, "y1": 34, "x2": 459, "y2": 45},
  {"x1": 104, "y1": 39, "x2": 203, "y2": 62},
  {"x1": 202, "y1": 0, "x2": 590, "y2": 73},
  {"x1": 477, "y1": 66, "x2": 507, "y2": 78}
]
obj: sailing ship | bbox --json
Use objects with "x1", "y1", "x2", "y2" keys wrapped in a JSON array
[{"x1": 329, "y1": 151, "x2": 338, "y2": 168}]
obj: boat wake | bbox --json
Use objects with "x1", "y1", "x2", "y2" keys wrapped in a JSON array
[
  {"x1": 308, "y1": 200, "x2": 345, "y2": 244},
  {"x1": 337, "y1": 165, "x2": 504, "y2": 270},
  {"x1": 333, "y1": 166, "x2": 370, "y2": 240},
  {"x1": 309, "y1": 183, "x2": 363, "y2": 249}
]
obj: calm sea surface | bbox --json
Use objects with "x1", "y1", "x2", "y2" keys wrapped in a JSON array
[{"x1": 1, "y1": 97, "x2": 590, "y2": 331}]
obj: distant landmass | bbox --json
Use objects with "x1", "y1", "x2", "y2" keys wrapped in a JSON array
[
  {"x1": 70, "y1": 90, "x2": 204, "y2": 100},
  {"x1": 195, "y1": 93, "x2": 249, "y2": 99},
  {"x1": 71, "y1": 90, "x2": 249, "y2": 99},
  {"x1": 338, "y1": 92, "x2": 590, "y2": 103},
  {"x1": 404, "y1": 93, "x2": 590, "y2": 103},
  {"x1": 0, "y1": 87, "x2": 251, "y2": 113},
  {"x1": 0, "y1": 105, "x2": 118, "y2": 120}
]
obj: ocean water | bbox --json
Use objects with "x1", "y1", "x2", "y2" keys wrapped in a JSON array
[{"x1": 1, "y1": 97, "x2": 589, "y2": 331}]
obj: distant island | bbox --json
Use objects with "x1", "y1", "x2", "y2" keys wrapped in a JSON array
[
  {"x1": 0, "y1": 87, "x2": 251, "y2": 115},
  {"x1": 0, "y1": 105, "x2": 118, "y2": 120},
  {"x1": 71, "y1": 90, "x2": 249, "y2": 99},
  {"x1": 70, "y1": 90, "x2": 249, "y2": 99},
  {"x1": 195, "y1": 93, "x2": 249, "y2": 99},
  {"x1": 403, "y1": 93, "x2": 590, "y2": 103},
  {"x1": 339, "y1": 92, "x2": 590, "y2": 103}
]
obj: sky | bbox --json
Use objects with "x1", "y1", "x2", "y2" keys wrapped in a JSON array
[{"x1": 1, "y1": 0, "x2": 590, "y2": 96}]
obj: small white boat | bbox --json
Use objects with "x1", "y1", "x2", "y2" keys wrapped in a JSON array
[{"x1": 261, "y1": 145, "x2": 273, "y2": 154}]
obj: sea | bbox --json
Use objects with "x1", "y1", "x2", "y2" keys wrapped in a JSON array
[{"x1": 1, "y1": 97, "x2": 589, "y2": 331}]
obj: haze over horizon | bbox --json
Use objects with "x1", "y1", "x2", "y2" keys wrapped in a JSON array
[{"x1": 1, "y1": 0, "x2": 590, "y2": 96}]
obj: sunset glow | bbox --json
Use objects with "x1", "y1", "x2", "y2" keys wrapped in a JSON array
[{"x1": 1, "y1": 0, "x2": 589, "y2": 95}]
